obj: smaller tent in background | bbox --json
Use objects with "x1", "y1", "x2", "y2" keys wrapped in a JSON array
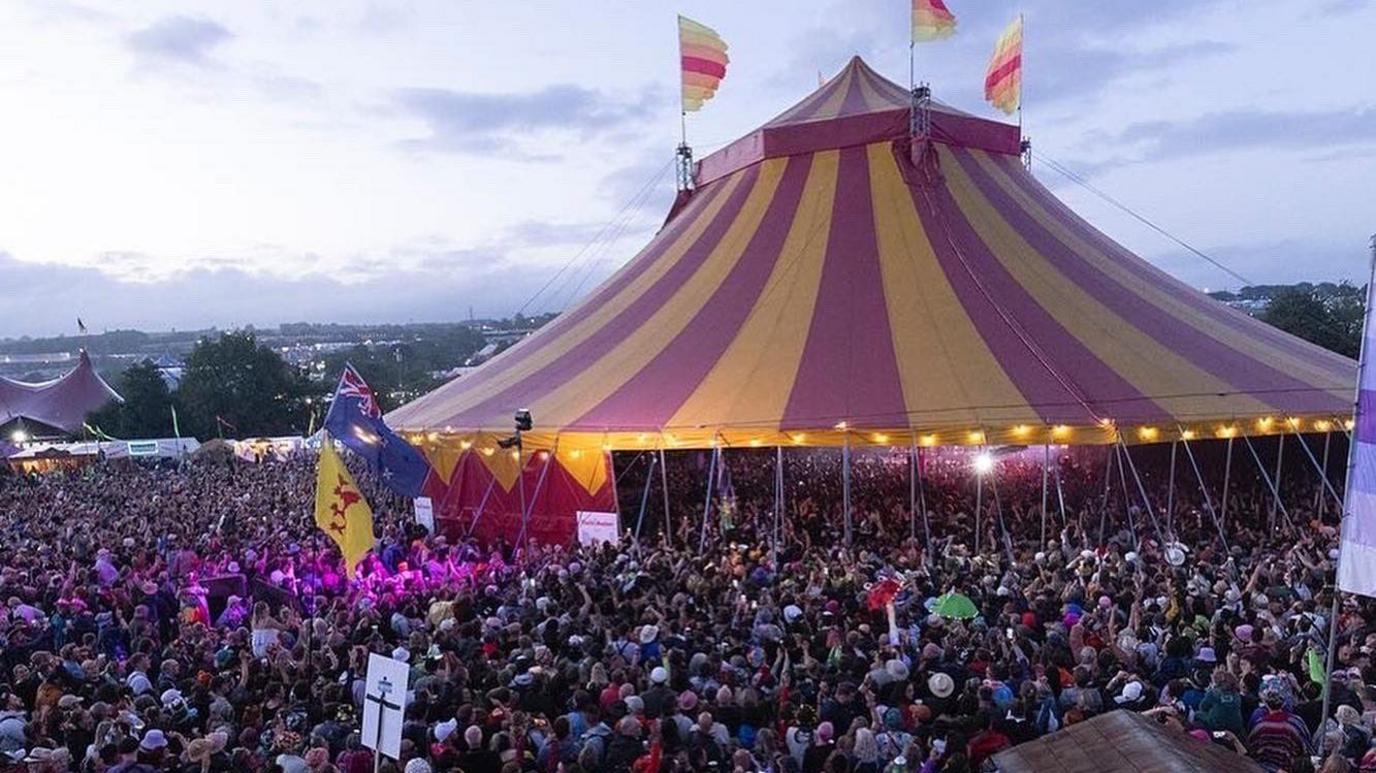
[{"x1": 0, "y1": 351, "x2": 122, "y2": 439}]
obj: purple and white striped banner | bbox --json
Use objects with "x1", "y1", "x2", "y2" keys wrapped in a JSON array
[{"x1": 1339, "y1": 311, "x2": 1376, "y2": 596}]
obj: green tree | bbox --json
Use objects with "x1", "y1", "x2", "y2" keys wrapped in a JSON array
[
  {"x1": 1259, "y1": 284, "x2": 1364, "y2": 358},
  {"x1": 86, "y1": 359, "x2": 175, "y2": 438},
  {"x1": 177, "y1": 331, "x2": 309, "y2": 438}
]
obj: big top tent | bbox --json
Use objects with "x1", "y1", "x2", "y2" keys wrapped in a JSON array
[
  {"x1": 0, "y1": 350, "x2": 123, "y2": 438},
  {"x1": 391, "y1": 56, "x2": 1354, "y2": 455}
]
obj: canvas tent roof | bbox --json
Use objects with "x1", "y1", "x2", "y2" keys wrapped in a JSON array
[
  {"x1": 992, "y1": 710, "x2": 1265, "y2": 773},
  {"x1": 0, "y1": 351, "x2": 123, "y2": 436},
  {"x1": 390, "y1": 57, "x2": 1352, "y2": 451}
]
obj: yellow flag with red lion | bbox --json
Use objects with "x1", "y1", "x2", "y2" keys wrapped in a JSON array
[{"x1": 315, "y1": 431, "x2": 375, "y2": 578}]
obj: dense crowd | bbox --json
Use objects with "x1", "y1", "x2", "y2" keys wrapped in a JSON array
[{"x1": 0, "y1": 437, "x2": 1370, "y2": 773}]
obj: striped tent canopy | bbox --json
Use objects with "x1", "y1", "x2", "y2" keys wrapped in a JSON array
[{"x1": 391, "y1": 57, "x2": 1353, "y2": 452}]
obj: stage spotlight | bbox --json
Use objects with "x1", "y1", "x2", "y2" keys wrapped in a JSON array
[
  {"x1": 972, "y1": 452, "x2": 995, "y2": 475},
  {"x1": 514, "y1": 409, "x2": 533, "y2": 432}
]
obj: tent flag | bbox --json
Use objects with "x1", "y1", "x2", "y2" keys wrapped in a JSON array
[
  {"x1": 984, "y1": 15, "x2": 1022, "y2": 115},
  {"x1": 679, "y1": 15, "x2": 728, "y2": 113},
  {"x1": 323, "y1": 363, "x2": 435, "y2": 498},
  {"x1": 1337, "y1": 264, "x2": 1376, "y2": 597},
  {"x1": 912, "y1": 0, "x2": 957, "y2": 43},
  {"x1": 314, "y1": 431, "x2": 375, "y2": 578}
]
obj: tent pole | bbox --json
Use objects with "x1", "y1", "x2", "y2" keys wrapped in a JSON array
[
  {"x1": 1098, "y1": 446, "x2": 1114, "y2": 547},
  {"x1": 1270, "y1": 434, "x2": 1286, "y2": 530},
  {"x1": 909, "y1": 440, "x2": 918, "y2": 542},
  {"x1": 1317, "y1": 431, "x2": 1332, "y2": 519},
  {"x1": 1219, "y1": 436, "x2": 1234, "y2": 533},
  {"x1": 632, "y1": 453, "x2": 657, "y2": 552},
  {"x1": 608, "y1": 450, "x2": 622, "y2": 517},
  {"x1": 1053, "y1": 460, "x2": 1068, "y2": 532},
  {"x1": 1290, "y1": 427, "x2": 1345, "y2": 509},
  {"x1": 1242, "y1": 435, "x2": 1293, "y2": 534},
  {"x1": 1114, "y1": 441, "x2": 1138, "y2": 551},
  {"x1": 698, "y1": 445, "x2": 719, "y2": 551},
  {"x1": 516, "y1": 448, "x2": 554, "y2": 553},
  {"x1": 465, "y1": 474, "x2": 499, "y2": 539},
  {"x1": 1040, "y1": 442, "x2": 1050, "y2": 549},
  {"x1": 658, "y1": 448, "x2": 672, "y2": 547},
  {"x1": 918, "y1": 445, "x2": 933, "y2": 562},
  {"x1": 1166, "y1": 440, "x2": 1178, "y2": 539},
  {"x1": 842, "y1": 434, "x2": 853, "y2": 547},
  {"x1": 1177, "y1": 433, "x2": 1231, "y2": 555},
  {"x1": 772, "y1": 446, "x2": 783, "y2": 569},
  {"x1": 1118, "y1": 438, "x2": 1168, "y2": 548},
  {"x1": 989, "y1": 467, "x2": 1014, "y2": 565},
  {"x1": 974, "y1": 463, "x2": 983, "y2": 556}
]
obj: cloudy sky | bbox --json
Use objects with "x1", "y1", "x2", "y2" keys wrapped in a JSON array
[{"x1": 1, "y1": 0, "x2": 1372, "y2": 337}]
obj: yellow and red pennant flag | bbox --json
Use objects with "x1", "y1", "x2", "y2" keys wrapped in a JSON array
[
  {"x1": 984, "y1": 15, "x2": 1023, "y2": 115},
  {"x1": 315, "y1": 431, "x2": 376, "y2": 578},
  {"x1": 912, "y1": 0, "x2": 957, "y2": 43},
  {"x1": 679, "y1": 15, "x2": 728, "y2": 113}
]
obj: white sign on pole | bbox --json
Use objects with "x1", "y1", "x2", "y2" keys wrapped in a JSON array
[
  {"x1": 361, "y1": 653, "x2": 410, "y2": 760},
  {"x1": 576, "y1": 510, "x2": 620, "y2": 545},
  {"x1": 413, "y1": 497, "x2": 434, "y2": 533}
]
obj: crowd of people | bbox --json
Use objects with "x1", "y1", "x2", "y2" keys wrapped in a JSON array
[{"x1": 0, "y1": 435, "x2": 1370, "y2": 773}]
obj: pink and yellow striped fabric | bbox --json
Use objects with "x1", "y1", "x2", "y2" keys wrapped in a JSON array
[
  {"x1": 680, "y1": 15, "x2": 728, "y2": 113},
  {"x1": 984, "y1": 16, "x2": 1022, "y2": 115},
  {"x1": 390, "y1": 58, "x2": 1353, "y2": 452},
  {"x1": 913, "y1": 0, "x2": 957, "y2": 43}
]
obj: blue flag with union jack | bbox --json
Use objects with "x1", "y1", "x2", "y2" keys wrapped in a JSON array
[{"x1": 323, "y1": 363, "x2": 434, "y2": 498}]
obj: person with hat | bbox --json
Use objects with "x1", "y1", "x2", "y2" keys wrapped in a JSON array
[{"x1": 1247, "y1": 688, "x2": 1309, "y2": 771}]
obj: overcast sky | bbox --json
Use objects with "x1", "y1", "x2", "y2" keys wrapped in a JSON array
[{"x1": 1, "y1": 0, "x2": 1372, "y2": 338}]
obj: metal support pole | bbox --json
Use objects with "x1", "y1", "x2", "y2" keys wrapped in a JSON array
[
  {"x1": 1041, "y1": 443, "x2": 1050, "y2": 548},
  {"x1": 1098, "y1": 446, "x2": 1115, "y2": 546},
  {"x1": 698, "y1": 445, "x2": 719, "y2": 551},
  {"x1": 516, "y1": 448, "x2": 553, "y2": 553},
  {"x1": 772, "y1": 446, "x2": 783, "y2": 569},
  {"x1": 975, "y1": 468, "x2": 984, "y2": 555},
  {"x1": 1053, "y1": 461, "x2": 1068, "y2": 531},
  {"x1": 1318, "y1": 432, "x2": 1332, "y2": 519},
  {"x1": 608, "y1": 450, "x2": 622, "y2": 516},
  {"x1": 1270, "y1": 435, "x2": 1286, "y2": 529},
  {"x1": 1177, "y1": 434, "x2": 1231, "y2": 554},
  {"x1": 658, "y1": 448, "x2": 672, "y2": 547},
  {"x1": 1291, "y1": 428, "x2": 1346, "y2": 510},
  {"x1": 1114, "y1": 442, "x2": 1138, "y2": 550},
  {"x1": 909, "y1": 441, "x2": 918, "y2": 541},
  {"x1": 465, "y1": 474, "x2": 499, "y2": 539},
  {"x1": 1118, "y1": 439, "x2": 1169, "y2": 548},
  {"x1": 1242, "y1": 435, "x2": 1292, "y2": 533},
  {"x1": 842, "y1": 435, "x2": 853, "y2": 547},
  {"x1": 1220, "y1": 437, "x2": 1234, "y2": 533},
  {"x1": 917, "y1": 446, "x2": 932, "y2": 561},
  {"x1": 989, "y1": 468, "x2": 1015, "y2": 565},
  {"x1": 1166, "y1": 441, "x2": 1178, "y2": 538},
  {"x1": 633, "y1": 454, "x2": 657, "y2": 550}
]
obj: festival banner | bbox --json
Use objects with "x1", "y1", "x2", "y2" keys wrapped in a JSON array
[
  {"x1": 680, "y1": 15, "x2": 729, "y2": 112},
  {"x1": 315, "y1": 432, "x2": 376, "y2": 578},
  {"x1": 1337, "y1": 268, "x2": 1376, "y2": 597},
  {"x1": 984, "y1": 15, "x2": 1023, "y2": 115},
  {"x1": 912, "y1": 0, "x2": 957, "y2": 43}
]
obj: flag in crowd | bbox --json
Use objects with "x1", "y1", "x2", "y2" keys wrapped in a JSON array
[
  {"x1": 912, "y1": 0, "x2": 957, "y2": 43},
  {"x1": 1337, "y1": 277, "x2": 1376, "y2": 597},
  {"x1": 314, "y1": 431, "x2": 375, "y2": 578},
  {"x1": 679, "y1": 15, "x2": 729, "y2": 113},
  {"x1": 984, "y1": 15, "x2": 1023, "y2": 115},
  {"x1": 323, "y1": 363, "x2": 435, "y2": 498}
]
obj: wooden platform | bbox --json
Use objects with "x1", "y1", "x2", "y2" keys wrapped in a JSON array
[{"x1": 992, "y1": 710, "x2": 1266, "y2": 773}]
